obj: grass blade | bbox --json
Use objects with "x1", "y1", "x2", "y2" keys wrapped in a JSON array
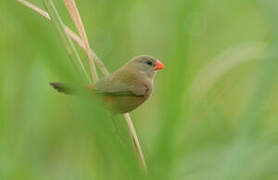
[{"x1": 191, "y1": 42, "x2": 267, "y2": 100}]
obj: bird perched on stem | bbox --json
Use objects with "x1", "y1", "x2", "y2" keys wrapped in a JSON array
[{"x1": 50, "y1": 55, "x2": 165, "y2": 113}]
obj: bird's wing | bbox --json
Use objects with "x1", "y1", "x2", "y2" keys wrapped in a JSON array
[{"x1": 94, "y1": 75, "x2": 147, "y2": 96}]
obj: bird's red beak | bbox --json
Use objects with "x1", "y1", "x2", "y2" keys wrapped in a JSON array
[{"x1": 154, "y1": 60, "x2": 165, "y2": 71}]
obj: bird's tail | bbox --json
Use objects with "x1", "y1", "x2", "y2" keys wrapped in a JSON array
[
  {"x1": 50, "y1": 82, "x2": 94, "y2": 95},
  {"x1": 49, "y1": 82, "x2": 73, "y2": 95}
]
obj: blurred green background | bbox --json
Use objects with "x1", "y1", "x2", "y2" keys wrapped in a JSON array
[{"x1": 1, "y1": 0, "x2": 278, "y2": 179}]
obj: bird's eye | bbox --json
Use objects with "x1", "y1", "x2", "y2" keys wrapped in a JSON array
[{"x1": 146, "y1": 61, "x2": 153, "y2": 66}]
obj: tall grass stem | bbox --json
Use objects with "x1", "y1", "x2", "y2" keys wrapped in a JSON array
[
  {"x1": 42, "y1": 0, "x2": 90, "y2": 82},
  {"x1": 18, "y1": 0, "x2": 148, "y2": 174}
]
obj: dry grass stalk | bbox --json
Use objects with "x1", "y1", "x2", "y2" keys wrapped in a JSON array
[
  {"x1": 63, "y1": 0, "x2": 148, "y2": 173},
  {"x1": 64, "y1": 0, "x2": 99, "y2": 83},
  {"x1": 17, "y1": 0, "x2": 50, "y2": 19},
  {"x1": 16, "y1": 0, "x2": 109, "y2": 77},
  {"x1": 17, "y1": 0, "x2": 148, "y2": 174},
  {"x1": 43, "y1": 0, "x2": 90, "y2": 82},
  {"x1": 124, "y1": 113, "x2": 147, "y2": 173}
]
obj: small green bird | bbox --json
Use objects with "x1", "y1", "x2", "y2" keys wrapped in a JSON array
[{"x1": 50, "y1": 55, "x2": 165, "y2": 113}]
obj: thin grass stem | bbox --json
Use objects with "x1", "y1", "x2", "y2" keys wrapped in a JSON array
[
  {"x1": 124, "y1": 113, "x2": 147, "y2": 174},
  {"x1": 18, "y1": 0, "x2": 148, "y2": 174},
  {"x1": 42, "y1": 0, "x2": 90, "y2": 82},
  {"x1": 16, "y1": 0, "x2": 110, "y2": 77},
  {"x1": 64, "y1": 0, "x2": 99, "y2": 83}
]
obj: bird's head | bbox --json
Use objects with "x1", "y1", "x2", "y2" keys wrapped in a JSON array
[{"x1": 128, "y1": 55, "x2": 165, "y2": 78}]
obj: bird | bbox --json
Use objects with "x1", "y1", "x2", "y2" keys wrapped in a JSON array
[{"x1": 50, "y1": 55, "x2": 165, "y2": 114}]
